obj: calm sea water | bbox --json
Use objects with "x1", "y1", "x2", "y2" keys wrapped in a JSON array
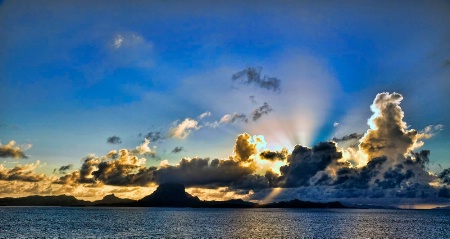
[{"x1": 0, "y1": 207, "x2": 449, "y2": 238}]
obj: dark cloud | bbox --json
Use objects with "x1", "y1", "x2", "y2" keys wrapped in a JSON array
[
  {"x1": 0, "y1": 161, "x2": 45, "y2": 182},
  {"x1": 0, "y1": 141, "x2": 29, "y2": 159},
  {"x1": 155, "y1": 134, "x2": 267, "y2": 189},
  {"x1": 56, "y1": 150, "x2": 156, "y2": 186},
  {"x1": 438, "y1": 168, "x2": 450, "y2": 184},
  {"x1": 231, "y1": 113, "x2": 248, "y2": 123},
  {"x1": 332, "y1": 133, "x2": 364, "y2": 143},
  {"x1": 171, "y1": 146, "x2": 184, "y2": 154},
  {"x1": 106, "y1": 135, "x2": 122, "y2": 144},
  {"x1": 277, "y1": 142, "x2": 343, "y2": 187},
  {"x1": 260, "y1": 148, "x2": 288, "y2": 161},
  {"x1": 58, "y1": 164, "x2": 74, "y2": 174},
  {"x1": 251, "y1": 102, "x2": 272, "y2": 121},
  {"x1": 438, "y1": 187, "x2": 450, "y2": 198},
  {"x1": 232, "y1": 67, "x2": 281, "y2": 92},
  {"x1": 144, "y1": 131, "x2": 165, "y2": 143}
]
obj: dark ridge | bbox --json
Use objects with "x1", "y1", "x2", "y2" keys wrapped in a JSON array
[
  {"x1": 92, "y1": 194, "x2": 135, "y2": 206},
  {"x1": 0, "y1": 184, "x2": 349, "y2": 209},
  {"x1": 0, "y1": 195, "x2": 88, "y2": 206}
]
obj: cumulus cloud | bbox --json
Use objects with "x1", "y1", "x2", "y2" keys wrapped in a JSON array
[
  {"x1": 171, "y1": 146, "x2": 184, "y2": 154},
  {"x1": 232, "y1": 67, "x2": 281, "y2": 92},
  {"x1": 0, "y1": 141, "x2": 30, "y2": 159},
  {"x1": 154, "y1": 133, "x2": 267, "y2": 189},
  {"x1": 360, "y1": 92, "x2": 424, "y2": 161},
  {"x1": 251, "y1": 102, "x2": 273, "y2": 121},
  {"x1": 24, "y1": 93, "x2": 450, "y2": 204},
  {"x1": 0, "y1": 161, "x2": 45, "y2": 182},
  {"x1": 56, "y1": 150, "x2": 156, "y2": 186},
  {"x1": 106, "y1": 136, "x2": 122, "y2": 144},
  {"x1": 132, "y1": 138, "x2": 155, "y2": 157},
  {"x1": 167, "y1": 118, "x2": 201, "y2": 139}
]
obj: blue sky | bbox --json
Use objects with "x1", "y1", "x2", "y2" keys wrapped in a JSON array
[{"x1": 1, "y1": 1, "x2": 450, "y2": 205}]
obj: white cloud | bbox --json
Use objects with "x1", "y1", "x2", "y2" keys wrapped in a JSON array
[
  {"x1": 198, "y1": 111, "x2": 211, "y2": 119},
  {"x1": 167, "y1": 118, "x2": 201, "y2": 139}
]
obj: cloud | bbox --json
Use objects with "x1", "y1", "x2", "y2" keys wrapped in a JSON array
[
  {"x1": 154, "y1": 133, "x2": 267, "y2": 189},
  {"x1": 251, "y1": 102, "x2": 273, "y2": 121},
  {"x1": 57, "y1": 164, "x2": 74, "y2": 174},
  {"x1": 171, "y1": 146, "x2": 184, "y2": 154},
  {"x1": 332, "y1": 133, "x2": 364, "y2": 143},
  {"x1": 56, "y1": 150, "x2": 156, "y2": 186},
  {"x1": 131, "y1": 138, "x2": 155, "y2": 157},
  {"x1": 439, "y1": 168, "x2": 450, "y2": 184},
  {"x1": 360, "y1": 92, "x2": 426, "y2": 161},
  {"x1": 332, "y1": 133, "x2": 364, "y2": 148},
  {"x1": 0, "y1": 160, "x2": 45, "y2": 182},
  {"x1": 198, "y1": 112, "x2": 211, "y2": 119},
  {"x1": 143, "y1": 130, "x2": 165, "y2": 143},
  {"x1": 260, "y1": 148, "x2": 289, "y2": 161},
  {"x1": 0, "y1": 141, "x2": 30, "y2": 159},
  {"x1": 205, "y1": 113, "x2": 248, "y2": 128},
  {"x1": 109, "y1": 32, "x2": 154, "y2": 68},
  {"x1": 232, "y1": 67, "x2": 281, "y2": 92},
  {"x1": 23, "y1": 93, "x2": 450, "y2": 204},
  {"x1": 167, "y1": 118, "x2": 201, "y2": 139},
  {"x1": 106, "y1": 136, "x2": 122, "y2": 144}
]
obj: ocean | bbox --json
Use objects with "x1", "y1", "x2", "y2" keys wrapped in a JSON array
[{"x1": 0, "y1": 207, "x2": 449, "y2": 238}]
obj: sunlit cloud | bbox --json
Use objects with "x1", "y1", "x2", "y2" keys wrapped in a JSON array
[
  {"x1": 0, "y1": 141, "x2": 31, "y2": 159},
  {"x1": 167, "y1": 118, "x2": 201, "y2": 139}
]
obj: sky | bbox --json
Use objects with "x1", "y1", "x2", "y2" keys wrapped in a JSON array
[{"x1": 1, "y1": 0, "x2": 450, "y2": 208}]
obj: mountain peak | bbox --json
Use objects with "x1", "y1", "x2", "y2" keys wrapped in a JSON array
[{"x1": 138, "y1": 183, "x2": 201, "y2": 207}]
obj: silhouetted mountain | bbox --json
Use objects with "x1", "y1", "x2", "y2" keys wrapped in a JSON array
[
  {"x1": 93, "y1": 194, "x2": 135, "y2": 205},
  {"x1": 136, "y1": 183, "x2": 202, "y2": 207},
  {"x1": 0, "y1": 185, "x2": 350, "y2": 209},
  {"x1": 0, "y1": 195, "x2": 88, "y2": 206},
  {"x1": 262, "y1": 199, "x2": 347, "y2": 208}
]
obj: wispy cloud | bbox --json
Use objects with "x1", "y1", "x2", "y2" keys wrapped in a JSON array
[{"x1": 167, "y1": 118, "x2": 201, "y2": 139}]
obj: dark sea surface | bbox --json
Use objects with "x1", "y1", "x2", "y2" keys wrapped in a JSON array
[{"x1": 0, "y1": 207, "x2": 449, "y2": 238}]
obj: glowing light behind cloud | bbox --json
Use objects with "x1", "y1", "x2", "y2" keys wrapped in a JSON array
[{"x1": 246, "y1": 55, "x2": 340, "y2": 148}]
